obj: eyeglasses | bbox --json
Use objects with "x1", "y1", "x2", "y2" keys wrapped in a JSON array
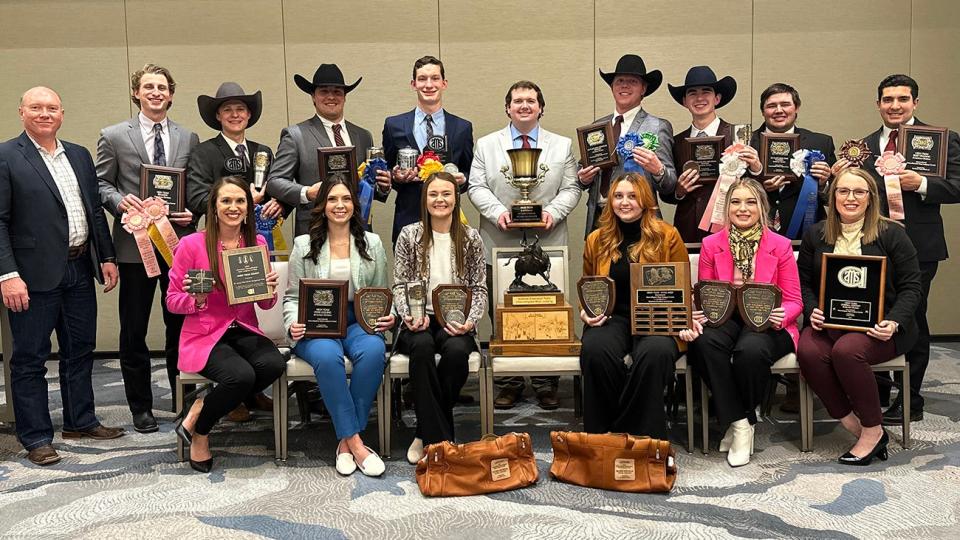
[{"x1": 836, "y1": 188, "x2": 870, "y2": 199}]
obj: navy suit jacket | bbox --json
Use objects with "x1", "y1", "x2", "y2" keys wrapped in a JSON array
[
  {"x1": 382, "y1": 109, "x2": 474, "y2": 244},
  {"x1": 0, "y1": 132, "x2": 115, "y2": 291}
]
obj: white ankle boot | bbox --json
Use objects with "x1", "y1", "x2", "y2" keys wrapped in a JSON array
[
  {"x1": 727, "y1": 419, "x2": 755, "y2": 467},
  {"x1": 719, "y1": 425, "x2": 735, "y2": 452}
]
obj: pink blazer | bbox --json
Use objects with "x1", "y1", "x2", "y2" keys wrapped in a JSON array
[
  {"x1": 166, "y1": 232, "x2": 277, "y2": 373},
  {"x1": 699, "y1": 228, "x2": 802, "y2": 349}
]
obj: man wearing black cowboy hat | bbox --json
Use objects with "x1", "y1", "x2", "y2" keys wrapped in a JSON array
[
  {"x1": 186, "y1": 82, "x2": 281, "y2": 219},
  {"x1": 663, "y1": 65, "x2": 762, "y2": 242},
  {"x1": 266, "y1": 64, "x2": 381, "y2": 235},
  {"x1": 577, "y1": 54, "x2": 677, "y2": 237}
]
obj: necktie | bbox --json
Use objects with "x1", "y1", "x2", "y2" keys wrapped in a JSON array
[
  {"x1": 332, "y1": 123, "x2": 345, "y2": 147},
  {"x1": 236, "y1": 143, "x2": 249, "y2": 169},
  {"x1": 521, "y1": 134, "x2": 531, "y2": 149},
  {"x1": 695, "y1": 130, "x2": 708, "y2": 138},
  {"x1": 153, "y1": 123, "x2": 166, "y2": 166},
  {"x1": 600, "y1": 115, "x2": 625, "y2": 196},
  {"x1": 613, "y1": 114, "x2": 624, "y2": 142},
  {"x1": 884, "y1": 129, "x2": 898, "y2": 153},
  {"x1": 424, "y1": 114, "x2": 434, "y2": 139}
]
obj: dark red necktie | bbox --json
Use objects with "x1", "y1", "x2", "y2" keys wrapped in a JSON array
[
  {"x1": 332, "y1": 123, "x2": 345, "y2": 147},
  {"x1": 521, "y1": 134, "x2": 531, "y2": 149},
  {"x1": 884, "y1": 129, "x2": 898, "y2": 153}
]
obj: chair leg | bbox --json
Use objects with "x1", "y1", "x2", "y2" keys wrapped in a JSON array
[
  {"x1": 176, "y1": 375, "x2": 185, "y2": 462},
  {"x1": 479, "y1": 366, "x2": 489, "y2": 436},
  {"x1": 272, "y1": 379, "x2": 282, "y2": 460},
  {"x1": 684, "y1": 371, "x2": 694, "y2": 454},
  {"x1": 760, "y1": 376, "x2": 779, "y2": 418},
  {"x1": 805, "y1": 382, "x2": 815, "y2": 451},
  {"x1": 798, "y1": 375, "x2": 810, "y2": 452},
  {"x1": 902, "y1": 367, "x2": 911, "y2": 449},
  {"x1": 700, "y1": 379, "x2": 710, "y2": 455},
  {"x1": 380, "y1": 371, "x2": 392, "y2": 459},
  {"x1": 294, "y1": 381, "x2": 311, "y2": 424},
  {"x1": 280, "y1": 374, "x2": 289, "y2": 461},
  {"x1": 485, "y1": 364, "x2": 495, "y2": 435},
  {"x1": 573, "y1": 375, "x2": 583, "y2": 418}
]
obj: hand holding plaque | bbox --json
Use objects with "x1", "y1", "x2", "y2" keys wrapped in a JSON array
[
  {"x1": 759, "y1": 133, "x2": 800, "y2": 181},
  {"x1": 736, "y1": 283, "x2": 782, "y2": 332},
  {"x1": 898, "y1": 124, "x2": 948, "y2": 178},
  {"x1": 577, "y1": 276, "x2": 614, "y2": 319},
  {"x1": 693, "y1": 280, "x2": 736, "y2": 327},
  {"x1": 577, "y1": 121, "x2": 616, "y2": 169},
  {"x1": 432, "y1": 285, "x2": 473, "y2": 328},
  {"x1": 299, "y1": 279, "x2": 348, "y2": 337},
  {"x1": 818, "y1": 254, "x2": 886, "y2": 332},
  {"x1": 221, "y1": 246, "x2": 272, "y2": 305},
  {"x1": 140, "y1": 164, "x2": 186, "y2": 212},
  {"x1": 355, "y1": 287, "x2": 393, "y2": 334}
]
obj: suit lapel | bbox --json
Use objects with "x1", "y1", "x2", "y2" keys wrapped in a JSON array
[
  {"x1": 306, "y1": 116, "x2": 331, "y2": 147},
  {"x1": 126, "y1": 118, "x2": 151, "y2": 164},
  {"x1": 712, "y1": 230, "x2": 734, "y2": 281},
  {"x1": 497, "y1": 125, "x2": 513, "y2": 162},
  {"x1": 17, "y1": 134, "x2": 64, "y2": 208},
  {"x1": 753, "y1": 233, "x2": 778, "y2": 282},
  {"x1": 403, "y1": 110, "x2": 418, "y2": 149},
  {"x1": 168, "y1": 120, "x2": 183, "y2": 163},
  {"x1": 864, "y1": 128, "x2": 882, "y2": 156},
  {"x1": 626, "y1": 109, "x2": 647, "y2": 134}
]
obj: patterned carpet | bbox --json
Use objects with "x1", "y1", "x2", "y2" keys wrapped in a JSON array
[{"x1": 1, "y1": 344, "x2": 959, "y2": 539}]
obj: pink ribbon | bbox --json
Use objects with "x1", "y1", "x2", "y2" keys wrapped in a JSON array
[
  {"x1": 121, "y1": 210, "x2": 161, "y2": 278},
  {"x1": 699, "y1": 144, "x2": 748, "y2": 232},
  {"x1": 875, "y1": 151, "x2": 906, "y2": 220}
]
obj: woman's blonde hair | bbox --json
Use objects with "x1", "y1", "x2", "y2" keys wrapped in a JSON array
[{"x1": 823, "y1": 168, "x2": 893, "y2": 244}]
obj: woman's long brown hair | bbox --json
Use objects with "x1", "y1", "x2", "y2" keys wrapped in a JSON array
[
  {"x1": 204, "y1": 175, "x2": 258, "y2": 290},
  {"x1": 418, "y1": 172, "x2": 467, "y2": 277},
  {"x1": 594, "y1": 172, "x2": 665, "y2": 264},
  {"x1": 305, "y1": 177, "x2": 371, "y2": 263}
]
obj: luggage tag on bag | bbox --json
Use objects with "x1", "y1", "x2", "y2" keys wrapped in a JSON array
[
  {"x1": 614, "y1": 458, "x2": 636, "y2": 481},
  {"x1": 490, "y1": 458, "x2": 511, "y2": 481}
]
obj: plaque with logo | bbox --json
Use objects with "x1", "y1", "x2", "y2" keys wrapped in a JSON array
[
  {"x1": 576, "y1": 121, "x2": 616, "y2": 169},
  {"x1": 819, "y1": 253, "x2": 887, "y2": 332},
  {"x1": 898, "y1": 125, "x2": 948, "y2": 178},
  {"x1": 221, "y1": 245, "x2": 272, "y2": 305},
  {"x1": 299, "y1": 279, "x2": 348, "y2": 337},
  {"x1": 577, "y1": 275, "x2": 615, "y2": 318},
  {"x1": 404, "y1": 280, "x2": 428, "y2": 321},
  {"x1": 140, "y1": 164, "x2": 185, "y2": 212},
  {"x1": 425, "y1": 134, "x2": 448, "y2": 164},
  {"x1": 693, "y1": 280, "x2": 736, "y2": 327},
  {"x1": 737, "y1": 282, "x2": 782, "y2": 332},
  {"x1": 759, "y1": 133, "x2": 800, "y2": 181},
  {"x1": 681, "y1": 136, "x2": 723, "y2": 182},
  {"x1": 318, "y1": 146, "x2": 358, "y2": 186},
  {"x1": 630, "y1": 262, "x2": 692, "y2": 336},
  {"x1": 431, "y1": 284, "x2": 472, "y2": 327},
  {"x1": 354, "y1": 287, "x2": 393, "y2": 334}
]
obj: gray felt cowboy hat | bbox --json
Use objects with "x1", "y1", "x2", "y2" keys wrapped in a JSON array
[{"x1": 197, "y1": 82, "x2": 263, "y2": 131}]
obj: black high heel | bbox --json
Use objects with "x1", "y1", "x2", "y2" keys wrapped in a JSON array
[
  {"x1": 189, "y1": 457, "x2": 213, "y2": 473},
  {"x1": 838, "y1": 429, "x2": 890, "y2": 466},
  {"x1": 174, "y1": 420, "x2": 193, "y2": 445}
]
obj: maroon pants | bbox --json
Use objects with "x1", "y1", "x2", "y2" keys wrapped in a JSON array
[{"x1": 797, "y1": 327, "x2": 897, "y2": 427}]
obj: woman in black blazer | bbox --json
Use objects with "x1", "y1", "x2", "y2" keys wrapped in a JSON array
[{"x1": 797, "y1": 168, "x2": 922, "y2": 466}]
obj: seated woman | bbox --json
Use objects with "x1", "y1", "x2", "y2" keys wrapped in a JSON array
[
  {"x1": 393, "y1": 172, "x2": 486, "y2": 464},
  {"x1": 679, "y1": 178, "x2": 802, "y2": 467},
  {"x1": 797, "y1": 168, "x2": 921, "y2": 465},
  {"x1": 167, "y1": 176, "x2": 286, "y2": 473},
  {"x1": 283, "y1": 178, "x2": 394, "y2": 477},
  {"x1": 580, "y1": 172, "x2": 689, "y2": 440}
]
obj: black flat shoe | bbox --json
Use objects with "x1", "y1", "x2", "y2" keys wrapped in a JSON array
[
  {"x1": 174, "y1": 420, "x2": 193, "y2": 446},
  {"x1": 189, "y1": 457, "x2": 213, "y2": 473},
  {"x1": 838, "y1": 429, "x2": 890, "y2": 466}
]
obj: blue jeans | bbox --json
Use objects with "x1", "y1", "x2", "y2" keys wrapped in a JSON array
[
  {"x1": 293, "y1": 308, "x2": 385, "y2": 440},
  {"x1": 8, "y1": 258, "x2": 100, "y2": 450}
]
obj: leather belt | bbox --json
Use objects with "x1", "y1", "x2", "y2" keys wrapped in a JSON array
[{"x1": 67, "y1": 243, "x2": 88, "y2": 260}]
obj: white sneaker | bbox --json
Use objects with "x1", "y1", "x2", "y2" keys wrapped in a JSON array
[
  {"x1": 727, "y1": 419, "x2": 755, "y2": 467},
  {"x1": 335, "y1": 449, "x2": 357, "y2": 475},
  {"x1": 407, "y1": 437, "x2": 425, "y2": 465},
  {"x1": 356, "y1": 446, "x2": 386, "y2": 477},
  {"x1": 719, "y1": 425, "x2": 735, "y2": 452}
]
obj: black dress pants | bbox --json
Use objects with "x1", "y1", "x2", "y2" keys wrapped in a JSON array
[
  {"x1": 580, "y1": 315, "x2": 679, "y2": 439},
  {"x1": 398, "y1": 319, "x2": 476, "y2": 444},
  {"x1": 688, "y1": 315, "x2": 794, "y2": 426}
]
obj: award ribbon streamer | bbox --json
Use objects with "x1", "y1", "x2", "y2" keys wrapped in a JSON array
[
  {"x1": 699, "y1": 143, "x2": 748, "y2": 233},
  {"x1": 121, "y1": 209, "x2": 162, "y2": 278},
  {"x1": 358, "y1": 157, "x2": 388, "y2": 225},
  {"x1": 875, "y1": 151, "x2": 907, "y2": 220},
  {"x1": 141, "y1": 198, "x2": 180, "y2": 267},
  {"x1": 616, "y1": 133, "x2": 643, "y2": 172},
  {"x1": 785, "y1": 149, "x2": 825, "y2": 238}
]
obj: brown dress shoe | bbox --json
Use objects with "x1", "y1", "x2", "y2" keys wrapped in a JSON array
[
  {"x1": 536, "y1": 390, "x2": 560, "y2": 410},
  {"x1": 249, "y1": 392, "x2": 273, "y2": 412},
  {"x1": 226, "y1": 403, "x2": 252, "y2": 422},
  {"x1": 62, "y1": 425, "x2": 125, "y2": 440},
  {"x1": 27, "y1": 444, "x2": 61, "y2": 466},
  {"x1": 494, "y1": 387, "x2": 522, "y2": 409}
]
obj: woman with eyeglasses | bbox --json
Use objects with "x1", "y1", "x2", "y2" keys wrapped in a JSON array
[{"x1": 796, "y1": 168, "x2": 922, "y2": 466}]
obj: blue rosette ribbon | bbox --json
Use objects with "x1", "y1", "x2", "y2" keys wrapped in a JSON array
[
  {"x1": 358, "y1": 157, "x2": 387, "y2": 224},
  {"x1": 616, "y1": 132, "x2": 643, "y2": 172},
  {"x1": 254, "y1": 204, "x2": 278, "y2": 252},
  {"x1": 785, "y1": 149, "x2": 825, "y2": 238}
]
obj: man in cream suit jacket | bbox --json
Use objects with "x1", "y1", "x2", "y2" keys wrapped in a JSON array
[{"x1": 467, "y1": 80, "x2": 581, "y2": 410}]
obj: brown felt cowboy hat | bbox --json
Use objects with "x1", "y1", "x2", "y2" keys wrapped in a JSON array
[
  {"x1": 668, "y1": 66, "x2": 737, "y2": 108},
  {"x1": 197, "y1": 82, "x2": 262, "y2": 131},
  {"x1": 598, "y1": 54, "x2": 663, "y2": 96},
  {"x1": 294, "y1": 64, "x2": 362, "y2": 95}
]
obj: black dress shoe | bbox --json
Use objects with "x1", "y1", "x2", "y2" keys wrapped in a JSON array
[
  {"x1": 132, "y1": 411, "x2": 159, "y2": 433},
  {"x1": 881, "y1": 402, "x2": 923, "y2": 425},
  {"x1": 189, "y1": 457, "x2": 213, "y2": 473},
  {"x1": 839, "y1": 429, "x2": 889, "y2": 466}
]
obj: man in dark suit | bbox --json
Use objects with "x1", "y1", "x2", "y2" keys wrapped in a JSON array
[
  {"x1": 0, "y1": 87, "x2": 124, "y2": 465},
  {"x1": 840, "y1": 74, "x2": 960, "y2": 424},
  {"x1": 576, "y1": 54, "x2": 677, "y2": 237},
  {"x1": 381, "y1": 55, "x2": 474, "y2": 245},
  {"x1": 748, "y1": 83, "x2": 835, "y2": 240},
  {"x1": 266, "y1": 63, "x2": 380, "y2": 236},
  {"x1": 97, "y1": 64, "x2": 200, "y2": 432}
]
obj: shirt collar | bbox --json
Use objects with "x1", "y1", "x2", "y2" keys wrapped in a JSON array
[
  {"x1": 690, "y1": 115, "x2": 721, "y2": 137},
  {"x1": 27, "y1": 133, "x2": 64, "y2": 157},
  {"x1": 883, "y1": 115, "x2": 915, "y2": 138},
  {"x1": 510, "y1": 123, "x2": 539, "y2": 145},
  {"x1": 763, "y1": 124, "x2": 795, "y2": 135},
  {"x1": 139, "y1": 111, "x2": 168, "y2": 132},
  {"x1": 613, "y1": 104, "x2": 643, "y2": 129},
  {"x1": 220, "y1": 133, "x2": 247, "y2": 153},
  {"x1": 316, "y1": 114, "x2": 345, "y2": 130},
  {"x1": 415, "y1": 107, "x2": 445, "y2": 125}
]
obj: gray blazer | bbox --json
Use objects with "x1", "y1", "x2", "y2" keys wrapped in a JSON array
[
  {"x1": 96, "y1": 116, "x2": 199, "y2": 263},
  {"x1": 265, "y1": 116, "x2": 373, "y2": 236},
  {"x1": 583, "y1": 109, "x2": 676, "y2": 237}
]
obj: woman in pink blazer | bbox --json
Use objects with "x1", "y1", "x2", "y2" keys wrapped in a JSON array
[
  {"x1": 680, "y1": 178, "x2": 802, "y2": 467},
  {"x1": 166, "y1": 176, "x2": 285, "y2": 473}
]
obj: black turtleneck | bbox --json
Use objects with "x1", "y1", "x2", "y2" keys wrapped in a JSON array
[{"x1": 609, "y1": 217, "x2": 642, "y2": 317}]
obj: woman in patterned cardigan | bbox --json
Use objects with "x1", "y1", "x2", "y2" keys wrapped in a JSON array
[{"x1": 393, "y1": 172, "x2": 487, "y2": 464}]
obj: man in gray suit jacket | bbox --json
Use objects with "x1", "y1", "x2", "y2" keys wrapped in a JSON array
[
  {"x1": 266, "y1": 64, "x2": 379, "y2": 236},
  {"x1": 96, "y1": 64, "x2": 199, "y2": 433},
  {"x1": 577, "y1": 55, "x2": 677, "y2": 237}
]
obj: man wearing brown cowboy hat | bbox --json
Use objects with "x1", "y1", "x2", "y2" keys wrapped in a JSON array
[
  {"x1": 577, "y1": 54, "x2": 677, "y2": 236},
  {"x1": 664, "y1": 65, "x2": 762, "y2": 242},
  {"x1": 266, "y1": 64, "x2": 379, "y2": 235}
]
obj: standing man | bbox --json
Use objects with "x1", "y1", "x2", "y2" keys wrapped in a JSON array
[
  {"x1": 382, "y1": 55, "x2": 474, "y2": 245},
  {"x1": 840, "y1": 74, "x2": 960, "y2": 424},
  {"x1": 97, "y1": 64, "x2": 199, "y2": 433},
  {"x1": 748, "y1": 83, "x2": 835, "y2": 239},
  {"x1": 468, "y1": 80, "x2": 581, "y2": 410},
  {"x1": 1, "y1": 87, "x2": 124, "y2": 465},
  {"x1": 576, "y1": 54, "x2": 676, "y2": 236},
  {"x1": 266, "y1": 63, "x2": 379, "y2": 236}
]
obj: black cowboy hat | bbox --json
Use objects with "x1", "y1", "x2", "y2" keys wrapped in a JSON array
[
  {"x1": 668, "y1": 66, "x2": 737, "y2": 108},
  {"x1": 197, "y1": 82, "x2": 262, "y2": 131},
  {"x1": 599, "y1": 54, "x2": 662, "y2": 96},
  {"x1": 294, "y1": 64, "x2": 361, "y2": 95}
]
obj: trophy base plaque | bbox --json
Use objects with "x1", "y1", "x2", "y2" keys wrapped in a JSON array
[
  {"x1": 491, "y1": 292, "x2": 580, "y2": 356},
  {"x1": 508, "y1": 203, "x2": 545, "y2": 229}
]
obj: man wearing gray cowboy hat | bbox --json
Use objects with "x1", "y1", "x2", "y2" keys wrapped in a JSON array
[
  {"x1": 577, "y1": 54, "x2": 678, "y2": 237},
  {"x1": 186, "y1": 82, "x2": 282, "y2": 221},
  {"x1": 663, "y1": 65, "x2": 762, "y2": 242},
  {"x1": 266, "y1": 64, "x2": 381, "y2": 235}
]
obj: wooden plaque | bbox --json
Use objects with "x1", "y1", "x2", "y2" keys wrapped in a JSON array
[
  {"x1": 818, "y1": 253, "x2": 887, "y2": 332},
  {"x1": 630, "y1": 262, "x2": 692, "y2": 336},
  {"x1": 681, "y1": 136, "x2": 724, "y2": 182},
  {"x1": 736, "y1": 282, "x2": 782, "y2": 332},
  {"x1": 693, "y1": 280, "x2": 736, "y2": 327},
  {"x1": 140, "y1": 164, "x2": 185, "y2": 212},
  {"x1": 577, "y1": 121, "x2": 617, "y2": 169},
  {"x1": 318, "y1": 146, "x2": 358, "y2": 185},
  {"x1": 299, "y1": 279, "x2": 348, "y2": 338},
  {"x1": 221, "y1": 245, "x2": 272, "y2": 305},
  {"x1": 577, "y1": 275, "x2": 615, "y2": 318},
  {"x1": 432, "y1": 284, "x2": 472, "y2": 328},
  {"x1": 759, "y1": 133, "x2": 800, "y2": 181},
  {"x1": 898, "y1": 124, "x2": 948, "y2": 178},
  {"x1": 354, "y1": 287, "x2": 393, "y2": 334}
]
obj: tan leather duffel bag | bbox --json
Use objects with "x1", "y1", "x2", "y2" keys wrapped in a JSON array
[
  {"x1": 415, "y1": 433, "x2": 539, "y2": 496},
  {"x1": 549, "y1": 431, "x2": 677, "y2": 493}
]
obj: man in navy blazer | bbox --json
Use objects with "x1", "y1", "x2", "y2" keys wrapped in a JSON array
[
  {"x1": 0, "y1": 87, "x2": 124, "y2": 466},
  {"x1": 381, "y1": 55, "x2": 474, "y2": 245}
]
